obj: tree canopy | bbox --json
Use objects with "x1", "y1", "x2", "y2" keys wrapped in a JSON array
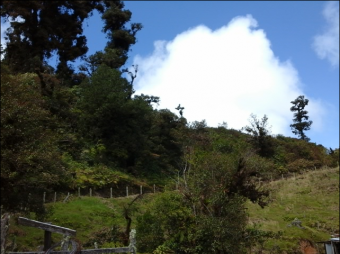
[
  {"x1": 1, "y1": 71, "x2": 69, "y2": 215},
  {"x1": 1, "y1": 0, "x2": 142, "y2": 87},
  {"x1": 1, "y1": 1, "x2": 100, "y2": 74}
]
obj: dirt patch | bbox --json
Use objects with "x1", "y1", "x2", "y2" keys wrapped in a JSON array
[{"x1": 299, "y1": 239, "x2": 318, "y2": 254}]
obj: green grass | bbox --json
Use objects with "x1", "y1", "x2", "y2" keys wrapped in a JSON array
[
  {"x1": 246, "y1": 166, "x2": 339, "y2": 252},
  {"x1": 5, "y1": 167, "x2": 339, "y2": 253}
]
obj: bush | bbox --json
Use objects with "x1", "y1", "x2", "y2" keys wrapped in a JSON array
[{"x1": 287, "y1": 159, "x2": 316, "y2": 173}]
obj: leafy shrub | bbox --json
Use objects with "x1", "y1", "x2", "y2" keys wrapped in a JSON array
[{"x1": 287, "y1": 159, "x2": 317, "y2": 172}]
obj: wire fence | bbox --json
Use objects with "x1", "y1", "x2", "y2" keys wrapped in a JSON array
[
  {"x1": 41, "y1": 166, "x2": 331, "y2": 204},
  {"x1": 42, "y1": 184, "x2": 161, "y2": 204}
]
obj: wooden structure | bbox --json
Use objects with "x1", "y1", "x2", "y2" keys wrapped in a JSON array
[
  {"x1": 18, "y1": 217, "x2": 76, "y2": 251},
  {"x1": 6, "y1": 217, "x2": 136, "y2": 254}
]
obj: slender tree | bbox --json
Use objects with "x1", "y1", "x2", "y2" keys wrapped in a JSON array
[
  {"x1": 81, "y1": 0, "x2": 143, "y2": 73},
  {"x1": 243, "y1": 114, "x2": 274, "y2": 157},
  {"x1": 290, "y1": 95, "x2": 313, "y2": 142}
]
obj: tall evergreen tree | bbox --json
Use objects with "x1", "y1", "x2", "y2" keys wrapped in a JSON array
[
  {"x1": 1, "y1": 0, "x2": 143, "y2": 89},
  {"x1": 0, "y1": 1, "x2": 102, "y2": 77},
  {"x1": 290, "y1": 95, "x2": 313, "y2": 142},
  {"x1": 81, "y1": 0, "x2": 143, "y2": 73}
]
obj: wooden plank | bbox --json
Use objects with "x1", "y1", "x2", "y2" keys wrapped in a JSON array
[
  {"x1": 6, "y1": 248, "x2": 132, "y2": 254},
  {"x1": 7, "y1": 252, "x2": 46, "y2": 254},
  {"x1": 18, "y1": 217, "x2": 76, "y2": 236},
  {"x1": 81, "y1": 248, "x2": 131, "y2": 253}
]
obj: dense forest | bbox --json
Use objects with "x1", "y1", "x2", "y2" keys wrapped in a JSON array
[{"x1": 1, "y1": 1, "x2": 339, "y2": 253}]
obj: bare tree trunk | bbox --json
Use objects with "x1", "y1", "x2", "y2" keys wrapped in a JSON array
[
  {"x1": 123, "y1": 195, "x2": 142, "y2": 246},
  {"x1": 1, "y1": 213, "x2": 10, "y2": 254}
]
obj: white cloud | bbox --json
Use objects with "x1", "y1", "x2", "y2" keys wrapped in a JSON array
[
  {"x1": 1, "y1": 20, "x2": 10, "y2": 59},
  {"x1": 140, "y1": 15, "x2": 328, "y2": 136},
  {"x1": 312, "y1": 1, "x2": 339, "y2": 66},
  {"x1": 1, "y1": 17, "x2": 25, "y2": 59}
]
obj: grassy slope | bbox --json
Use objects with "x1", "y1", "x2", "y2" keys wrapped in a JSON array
[
  {"x1": 6, "y1": 167, "x2": 339, "y2": 253},
  {"x1": 246, "y1": 166, "x2": 339, "y2": 252}
]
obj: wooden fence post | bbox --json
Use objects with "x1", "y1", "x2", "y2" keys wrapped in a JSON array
[
  {"x1": 63, "y1": 192, "x2": 70, "y2": 203},
  {"x1": 90, "y1": 188, "x2": 92, "y2": 197},
  {"x1": 110, "y1": 188, "x2": 113, "y2": 198},
  {"x1": 153, "y1": 184, "x2": 156, "y2": 193},
  {"x1": 140, "y1": 185, "x2": 142, "y2": 195},
  {"x1": 126, "y1": 186, "x2": 129, "y2": 197},
  {"x1": 1, "y1": 213, "x2": 10, "y2": 254},
  {"x1": 44, "y1": 230, "x2": 52, "y2": 251}
]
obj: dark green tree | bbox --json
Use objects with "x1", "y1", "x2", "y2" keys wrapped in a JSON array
[
  {"x1": 136, "y1": 144, "x2": 270, "y2": 253},
  {"x1": 290, "y1": 95, "x2": 313, "y2": 142},
  {"x1": 81, "y1": 0, "x2": 143, "y2": 73},
  {"x1": 243, "y1": 114, "x2": 274, "y2": 157},
  {"x1": 76, "y1": 65, "x2": 156, "y2": 172},
  {"x1": 1, "y1": 71, "x2": 69, "y2": 215},
  {"x1": 147, "y1": 109, "x2": 187, "y2": 175},
  {"x1": 76, "y1": 64, "x2": 186, "y2": 175},
  {"x1": 0, "y1": 1, "x2": 102, "y2": 80},
  {"x1": 136, "y1": 191, "x2": 193, "y2": 253}
]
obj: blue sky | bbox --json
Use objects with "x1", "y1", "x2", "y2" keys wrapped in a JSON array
[{"x1": 1, "y1": 1, "x2": 339, "y2": 149}]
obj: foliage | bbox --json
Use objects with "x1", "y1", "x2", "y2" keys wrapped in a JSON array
[
  {"x1": 136, "y1": 124, "x2": 272, "y2": 253},
  {"x1": 327, "y1": 148, "x2": 339, "y2": 167},
  {"x1": 147, "y1": 109, "x2": 187, "y2": 175},
  {"x1": 136, "y1": 191, "x2": 193, "y2": 253},
  {"x1": 1, "y1": 2, "x2": 339, "y2": 253},
  {"x1": 80, "y1": 0, "x2": 143, "y2": 73},
  {"x1": 75, "y1": 65, "x2": 186, "y2": 176},
  {"x1": 76, "y1": 65, "x2": 152, "y2": 171},
  {"x1": 48, "y1": 84, "x2": 86, "y2": 159},
  {"x1": 3, "y1": 167, "x2": 339, "y2": 253},
  {"x1": 271, "y1": 136, "x2": 332, "y2": 174},
  {"x1": 242, "y1": 114, "x2": 275, "y2": 158},
  {"x1": 0, "y1": 1, "x2": 101, "y2": 77},
  {"x1": 1, "y1": 72, "x2": 69, "y2": 215},
  {"x1": 1, "y1": 0, "x2": 142, "y2": 87},
  {"x1": 244, "y1": 223, "x2": 283, "y2": 253},
  {"x1": 290, "y1": 95, "x2": 313, "y2": 142}
]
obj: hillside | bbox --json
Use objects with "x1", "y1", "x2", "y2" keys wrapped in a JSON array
[
  {"x1": 246, "y1": 166, "x2": 339, "y2": 253},
  {"x1": 4, "y1": 166, "x2": 339, "y2": 253},
  {"x1": 1, "y1": 2, "x2": 339, "y2": 254}
]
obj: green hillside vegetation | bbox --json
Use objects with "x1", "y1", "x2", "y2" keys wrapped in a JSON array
[
  {"x1": 1, "y1": 1, "x2": 339, "y2": 254},
  {"x1": 246, "y1": 166, "x2": 339, "y2": 253},
  {"x1": 4, "y1": 167, "x2": 339, "y2": 253}
]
